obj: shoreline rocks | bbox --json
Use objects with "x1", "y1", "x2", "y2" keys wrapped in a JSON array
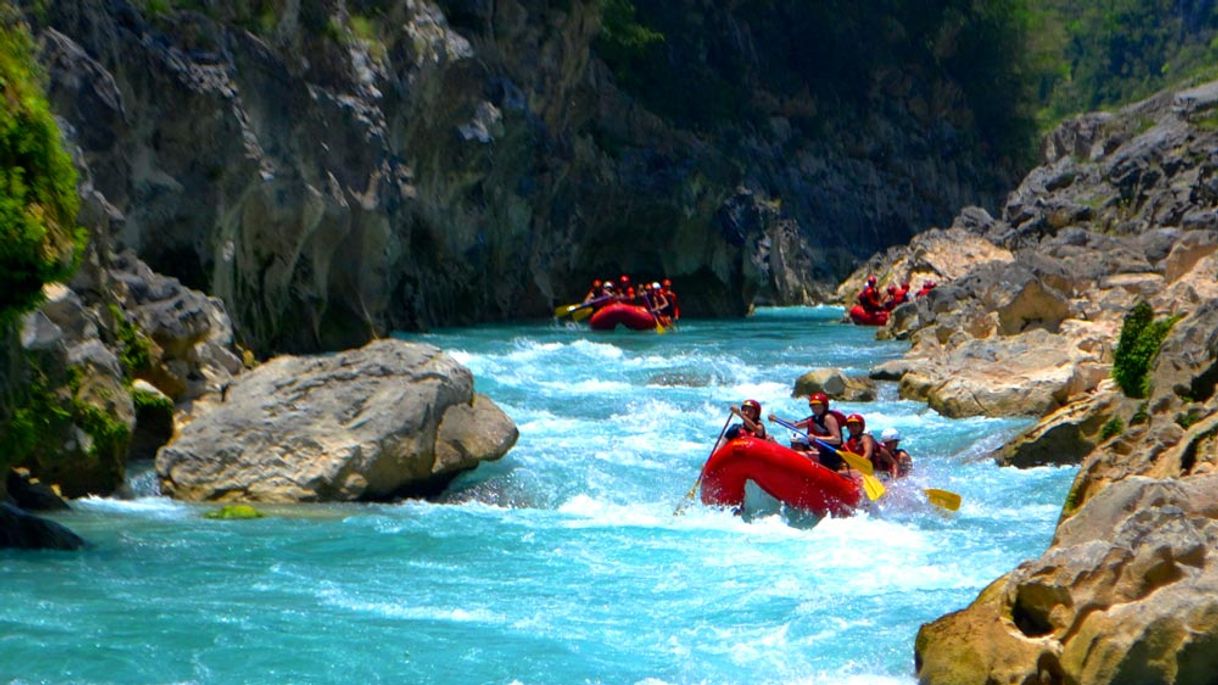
[{"x1": 865, "y1": 81, "x2": 1218, "y2": 684}]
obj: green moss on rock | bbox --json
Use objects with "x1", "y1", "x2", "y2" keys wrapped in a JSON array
[{"x1": 204, "y1": 504, "x2": 264, "y2": 520}]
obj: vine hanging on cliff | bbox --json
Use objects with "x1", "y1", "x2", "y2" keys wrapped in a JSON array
[{"x1": 0, "y1": 5, "x2": 83, "y2": 320}]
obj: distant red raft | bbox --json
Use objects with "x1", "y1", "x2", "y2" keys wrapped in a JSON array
[
  {"x1": 700, "y1": 436, "x2": 862, "y2": 518},
  {"x1": 588, "y1": 302, "x2": 659, "y2": 331},
  {"x1": 848, "y1": 305, "x2": 889, "y2": 326}
]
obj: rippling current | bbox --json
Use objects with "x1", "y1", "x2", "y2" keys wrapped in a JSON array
[{"x1": 1, "y1": 307, "x2": 1075, "y2": 684}]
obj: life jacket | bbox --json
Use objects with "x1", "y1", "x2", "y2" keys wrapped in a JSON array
[
  {"x1": 808, "y1": 409, "x2": 848, "y2": 437},
  {"x1": 661, "y1": 289, "x2": 679, "y2": 319},
  {"x1": 726, "y1": 420, "x2": 767, "y2": 441}
]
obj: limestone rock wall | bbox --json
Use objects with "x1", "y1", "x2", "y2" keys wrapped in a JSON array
[
  {"x1": 23, "y1": 0, "x2": 1015, "y2": 353},
  {"x1": 903, "y1": 82, "x2": 1218, "y2": 685}
]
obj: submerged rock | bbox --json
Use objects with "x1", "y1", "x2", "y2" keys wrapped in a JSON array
[
  {"x1": 0, "y1": 503, "x2": 85, "y2": 551},
  {"x1": 157, "y1": 339, "x2": 518, "y2": 502}
]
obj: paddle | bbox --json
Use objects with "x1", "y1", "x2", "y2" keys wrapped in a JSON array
[
  {"x1": 642, "y1": 292, "x2": 667, "y2": 335},
  {"x1": 924, "y1": 488, "x2": 962, "y2": 512},
  {"x1": 805, "y1": 435, "x2": 962, "y2": 512},
  {"x1": 554, "y1": 295, "x2": 612, "y2": 319},
  {"x1": 768, "y1": 417, "x2": 885, "y2": 501},
  {"x1": 674, "y1": 410, "x2": 735, "y2": 515}
]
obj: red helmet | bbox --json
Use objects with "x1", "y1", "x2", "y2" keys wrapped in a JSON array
[
  {"x1": 887, "y1": 285, "x2": 897, "y2": 293},
  {"x1": 845, "y1": 414, "x2": 865, "y2": 430},
  {"x1": 741, "y1": 399, "x2": 761, "y2": 413},
  {"x1": 866, "y1": 275, "x2": 877, "y2": 285},
  {"x1": 808, "y1": 392, "x2": 829, "y2": 407},
  {"x1": 592, "y1": 279, "x2": 602, "y2": 287},
  {"x1": 661, "y1": 278, "x2": 672, "y2": 287},
  {"x1": 901, "y1": 282, "x2": 910, "y2": 289},
  {"x1": 620, "y1": 275, "x2": 631, "y2": 284}
]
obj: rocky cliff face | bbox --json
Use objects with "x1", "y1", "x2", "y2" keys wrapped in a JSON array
[
  {"x1": 851, "y1": 81, "x2": 1218, "y2": 684},
  {"x1": 21, "y1": 0, "x2": 1017, "y2": 353}
]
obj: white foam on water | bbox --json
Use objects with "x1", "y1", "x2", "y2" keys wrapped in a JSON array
[
  {"x1": 316, "y1": 585, "x2": 508, "y2": 625},
  {"x1": 74, "y1": 495, "x2": 193, "y2": 519}
]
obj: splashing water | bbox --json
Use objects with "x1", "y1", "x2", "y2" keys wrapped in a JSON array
[{"x1": 0, "y1": 308, "x2": 1074, "y2": 684}]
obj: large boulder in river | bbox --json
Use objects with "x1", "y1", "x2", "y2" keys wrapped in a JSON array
[
  {"x1": 793, "y1": 368, "x2": 876, "y2": 402},
  {"x1": 156, "y1": 339, "x2": 518, "y2": 502}
]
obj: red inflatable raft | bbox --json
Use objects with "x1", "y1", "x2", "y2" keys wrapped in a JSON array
[
  {"x1": 699, "y1": 436, "x2": 862, "y2": 517},
  {"x1": 588, "y1": 302, "x2": 660, "y2": 331},
  {"x1": 848, "y1": 305, "x2": 889, "y2": 326}
]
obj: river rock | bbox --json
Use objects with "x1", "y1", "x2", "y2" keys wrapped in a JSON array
[
  {"x1": 0, "y1": 502, "x2": 85, "y2": 551},
  {"x1": 898, "y1": 328, "x2": 1110, "y2": 418},
  {"x1": 915, "y1": 474, "x2": 1218, "y2": 685},
  {"x1": 156, "y1": 339, "x2": 518, "y2": 502},
  {"x1": 793, "y1": 368, "x2": 876, "y2": 402}
]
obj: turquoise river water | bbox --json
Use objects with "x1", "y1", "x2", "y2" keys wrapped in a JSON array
[{"x1": 1, "y1": 307, "x2": 1075, "y2": 684}]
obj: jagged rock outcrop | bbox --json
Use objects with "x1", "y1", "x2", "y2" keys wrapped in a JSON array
[
  {"x1": 911, "y1": 83, "x2": 1218, "y2": 685},
  {"x1": 22, "y1": 0, "x2": 1018, "y2": 353},
  {"x1": 156, "y1": 339, "x2": 518, "y2": 502},
  {"x1": 916, "y1": 304, "x2": 1217, "y2": 684},
  {"x1": 916, "y1": 474, "x2": 1218, "y2": 685},
  {"x1": 855, "y1": 80, "x2": 1218, "y2": 420}
]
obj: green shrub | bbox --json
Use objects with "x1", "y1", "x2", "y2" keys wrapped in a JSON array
[
  {"x1": 0, "y1": 12, "x2": 84, "y2": 320},
  {"x1": 1175, "y1": 408, "x2": 1205, "y2": 430},
  {"x1": 1099, "y1": 416, "x2": 1124, "y2": 441},
  {"x1": 1113, "y1": 302, "x2": 1178, "y2": 398}
]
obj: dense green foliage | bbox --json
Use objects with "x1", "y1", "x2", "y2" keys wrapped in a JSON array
[
  {"x1": 595, "y1": 0, "x2": 1218, "y2": 161},
  {"x1": 0, "y1": 9, "x2": 82, "y2": 318},
  {"x1": 1028, "y1": 0, "x2": 1218, "y2": 123},
  {"x1": 595, "y1": 1, "x2": 1050, "y2": 163},
  {"x1": 1113, "y1": 302, "x2": 1178, "y2": 399}
]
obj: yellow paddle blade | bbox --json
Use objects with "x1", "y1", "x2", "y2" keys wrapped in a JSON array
[
  {"x1": 572, "y1": 306, "x2": 595, "y2": 322},
  {"x1": 836, "y1": 448, "x2": 875, "y2": 477},
  {"x1": 861, "y1": 473, "x2": 886, "y2": 501},
  {"x1": 655, "y1": 323, "x2": 666, "y2": 335},
  {"x1": 553, "y1": 303, "x2": 579, "y2": 318},
  {"x1": 925, "y1": 488, "x2": 962, "y2": 511}
]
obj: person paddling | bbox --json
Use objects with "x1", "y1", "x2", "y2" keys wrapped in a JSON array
[
  {"x1": 660, "y1": 279, "x2": 680, "y2": 321},
  {"x1": 858, "y1": 275, "x2": 884, "y2": 314},
  {"x1": 720, "y1": 399, "x2": 775, "y2": 450},
  {"x1": 843, "y1": 414, "x2": 898, "y2": 479},
  {"x1": 879, "y1": 428, "x2": 913, "y2": 478},
  {"x1": 771, "y1": 393, "x2": 844, "y2": 468}
]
